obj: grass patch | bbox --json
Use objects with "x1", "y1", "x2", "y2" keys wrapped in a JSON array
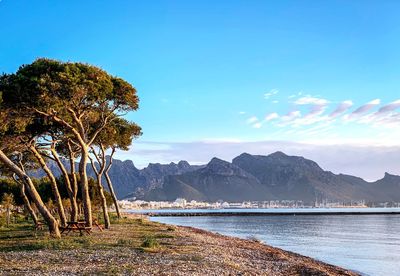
[
  {"x1": 166, "y1": 226, "x2": 176, "y2": 231},
  {"x1": 0, "y1": 214, "x2": 177, "y2": 254},
  {"x1": 117, "y1": 238, "x2": 134, "y2": 246},
  {"x1": 155, "y1": 233, "x2": 174, "y2": 239},
  {"x1": 141, "y1": 235, "x2": 159, "y2": 248}
]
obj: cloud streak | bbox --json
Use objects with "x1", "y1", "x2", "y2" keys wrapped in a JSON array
[
  {"x1": 349, "y1": 99, "x2": 380, "y2": 118},
  {"x1": 264, "y1": 89, "x2": 279, "y2": 99},
  {"x1": 247, "y1": 96, "x2": 400, "y2": 130},
  {"x1": 376, "y1": 99, "x2": 400, "y2": 114},
  {"x1": 329, "y1": 100, "x2": 353, "y2": 118}
]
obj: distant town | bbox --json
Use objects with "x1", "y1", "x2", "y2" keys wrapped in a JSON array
[{"x1": 117, "y1": 198, "x2": 400, "y2": 210}]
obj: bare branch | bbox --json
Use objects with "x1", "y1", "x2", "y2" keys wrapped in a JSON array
[{"x1": 88, "y1": 155, "x2": 99, "y2": 175}]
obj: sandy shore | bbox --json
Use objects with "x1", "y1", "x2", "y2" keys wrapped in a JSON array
[{"x1": 0, "y1": 216, "x2": 359, "y2": 275}]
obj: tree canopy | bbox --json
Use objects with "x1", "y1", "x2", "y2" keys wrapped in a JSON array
[{"x1": 0, "y1": 58, "x2": 141, "y2": 236}]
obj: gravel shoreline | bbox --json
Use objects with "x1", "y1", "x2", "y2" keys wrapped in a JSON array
[{"x1": 0, "y1": 219, "x2": 359, "y2": 276}]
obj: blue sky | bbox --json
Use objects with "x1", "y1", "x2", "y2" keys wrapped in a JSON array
[{"x1": 1, "y1": 0, "x2": 400, "y2": 179}]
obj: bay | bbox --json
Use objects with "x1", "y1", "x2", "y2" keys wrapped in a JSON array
[{"x1": 145, "y1": 209, "x2": 400, "y2": 276}]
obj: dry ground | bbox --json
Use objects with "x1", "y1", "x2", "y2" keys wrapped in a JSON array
[{"x1": 0, "y1": 214, "x2": 359, "y2": 276}]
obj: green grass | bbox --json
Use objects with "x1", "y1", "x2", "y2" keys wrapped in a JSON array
[
  {"x1": 0, "y1": 213, "x2": 177, "y2": 253},
  {"x1": 141, "y1": 235, "x2": 159, "y2": 248}
]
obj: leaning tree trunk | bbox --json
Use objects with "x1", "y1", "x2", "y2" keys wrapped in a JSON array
[
  {"x1": 51, "y1": 147, "x2": 78, "y2": 221},
  {"x1": 14, "y1": 176, "x2": 39, "y2": 225},
  {"x1": 30, "y1": 145, "x2": 67, "y2": 227},
  {"x1": 89, "y1": 151, "x2": 110, "y2": 229},
  {"x1": 21, "y1": 183, "x2": 39, "y2": 225},
  {"x1": 95, "y1": 174, "x2": 110, "y2": 229},
  {"x1": 104, "y1": 150, "x2": 121, "y2": 218},
  {"x1": 104, "y1": 172, "x2": 120, "y2": 218},
  {"x1": 0, "y1": 149, "x2": 61, "y2": 237},
  {"x1": 79, "y1": 146, "x2": 92, "y2": 227}
]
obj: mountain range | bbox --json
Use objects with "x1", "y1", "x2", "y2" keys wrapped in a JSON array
[{"x1": 20, "y1": 151, "x2": 400, "y2": 204}]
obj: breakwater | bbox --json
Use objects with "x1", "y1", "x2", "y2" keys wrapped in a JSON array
[{"x1": 145, "y1": 210, "x2": 400, "y2": 217}]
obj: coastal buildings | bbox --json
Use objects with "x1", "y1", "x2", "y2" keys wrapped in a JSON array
[{"x1": 117, "y1": 198, "x2": 372, "y2": 210}]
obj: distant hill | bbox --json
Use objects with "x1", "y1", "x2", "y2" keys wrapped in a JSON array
[
  {"x1": 8, "y1": 151, "x2": 400, "y2": 203},
  {"x1": 140, "y1": 152, "x2": 400, "y2": 204},
  {"x1": 25, "y1": 158, "x2": 202, "y2": 199},
  {"x1": 144, "y1": 158, "x2": 273, "y2": 202}
]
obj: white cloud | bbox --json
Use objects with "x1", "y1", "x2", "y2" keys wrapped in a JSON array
[
  {"x1": 244, "y1": 95, "x2": 399, "y2": 143},
  {"x1": 246, "y1": 116, "x2": 258, "y2": 124},
  {"x1": 281, "y1": 111, "x2": 301, "y2": 122},
  {"x1": 239, "y1": 111, "x2": 246, "y2": 115},
  {"x1": 272, "y1": 100, "x2": 279, "y2": 104},
  {"x1": 264, "y1": 89, "x2": 279, "y2": 99},
  {"x1": 253, "y1": 122, "x2": 262, "y2": 129},
  {"x1": 349, "y1": 99, "x2": 380, "y2": 118},
  {"x1": 329, "y1": 100, "x2": 353, "y2": 118},
  {"x1": 265, "y1": 112, "x2": 279, "y2": 121},
  {"x1": 292, "y1": 96, "x2": 330, "y2": 120},
  {"x1": 376, "y1": 99, "x2": 400, "y2": 114},
  {"x1": 294, "y1": 96, "x2": 329, "y2": 106}
]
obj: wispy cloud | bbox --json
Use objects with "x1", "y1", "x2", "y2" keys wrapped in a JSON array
[
  {"x1": 264, "y1": 89, "x2": 279, "y2": 99},
  {"x1": 376, "y1": 99, "x2": 400, "y2": 114},
  {"x1": 294, "y1": 96, "x2": 330, "y2": 120},
  {"x1": 246, "y1": 116, "x2": 258, "y2": 124},
  {"x1": 348, "y1": 99, "x2": 380, "y2": 118},
  {"x1": 294, "y1": 96, "x2": 329, "y2": 106},
  {"x1": 281, "y1": 111, "x2": 301, "y2": 122},
  {"x1": 245, "y1": 95, "x2": 400, "y2": 133},
  {"x1": 265, "y1": 112, "x2": 279, "y2": 121},
  {"x1": 329, "y1": 100, "x2": 353, "y2": 118}
]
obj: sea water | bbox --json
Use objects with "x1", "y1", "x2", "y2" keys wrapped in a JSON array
[{"x1": 146, "y1": 210, "x2": 400, "y2": 276}]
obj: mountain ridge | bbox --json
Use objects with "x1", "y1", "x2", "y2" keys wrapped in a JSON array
[{"x1": 10, "y1": 151, "x2": 400, "y2": 203}]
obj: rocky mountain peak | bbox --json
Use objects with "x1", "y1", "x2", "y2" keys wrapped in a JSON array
[
  {"x1": 204, "y1": 157, "x2": 249, "y2": 177},
  {"x1": 268, "y1": 151, "x2": 288, "y2": 158},
  {"x1": 177, "y1": 160, "x2": 191, "y2": 169}
]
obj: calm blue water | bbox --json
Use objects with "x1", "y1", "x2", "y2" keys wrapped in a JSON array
[
  {"x1": 131, "y1": 207, "x2": 400, "y2": 214},
  {"x1": 146, "y1": 210, "x2": 400, "y2": 276}
]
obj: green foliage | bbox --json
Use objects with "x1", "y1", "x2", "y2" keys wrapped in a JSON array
[
  {"x1": 166, "y1": 226, "x2": 176, "y2": 232},
  {"x1": 141, "y1": 236, "x2": 159, "y2": 248},
  {"x1": 0, "y1": 58, "x2": 142, "y2": 237},
  {"x1": 1, "y1": 192, "x2": 15, "y2": 207},
  {"x1": 117, "y1": 238, "x2": 133, "y2": 246},
  {"x1": 0, "y1": 179, "x2": 23, "y2": 205},
  {"x1": 95, "y1": 117, "x2": 142, "y2": 151},
  {"x1": 3, "y1": 58, "x2": 139, "y2": 126}
]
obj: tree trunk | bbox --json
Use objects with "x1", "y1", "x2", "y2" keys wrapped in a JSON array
[
  {"x1": 96, "y1": 173, "x2": 110, "y2": 229},
  {"x1": 104, "y1": 172, "x2": 121, "y2": 218},
  {"x1": 67, "y1": 143, "x2": 79, "y2": 221},
  {"x1": 22, "y1": 184, "x2": 39, "y2": 225},
  {"x1": 79, "y1": 146, "x2": 92, "y2": 227},
  {"x1": 16, "y1": 178, "x2": 39, "y2": 225},
  {"x1": 104, "y1": 148, "x2": 120, "y2": 218},
  {"x1": 30, "y1": 145, "x2": 67, "y2": 227},
  {"x1": 6, "y1": 206, "x2": 10, "y2": 227},
  {"x1": 89, "y1": 150, "x2": 110, "y2": 229},
  {"x1": 0, "y1": 149, "x2": 61, "y2": 237},
  {"x1": 51, "y1": 147, "x2": 78, "y2": 222}
]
